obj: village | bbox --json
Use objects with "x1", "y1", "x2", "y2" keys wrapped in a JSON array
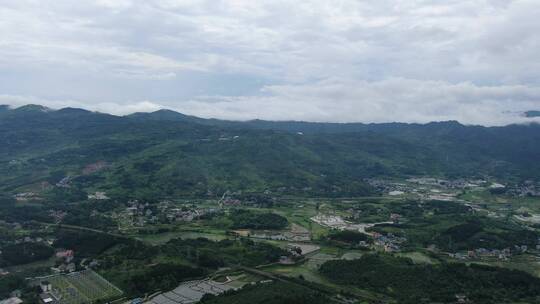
[
  {"x1": 366, "y1": 177, "x2": 540, "y2": 199},
  {"x1": 2, "y1": 175, "x2": 540, "y2": 304}
]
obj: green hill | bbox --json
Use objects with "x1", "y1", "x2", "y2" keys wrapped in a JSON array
[{"x1": 1, "y1": 105, "x2": 539, "y2": 200}]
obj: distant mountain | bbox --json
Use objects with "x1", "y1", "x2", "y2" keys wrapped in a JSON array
[
  {"x1": 235, "y1": 119, "x2": 470, "y2": 135},
  {"x1": 1, "y1": 104, "x2": 539, "y2": 200},
  {"x1": 11, "y1": 104, "x2": 52, "y2": 113},
  {"x1": 525, "y1": 110, "x2": 540, "y2": 118},
  {"x1": 125, "y1": 108, "x2": 470, "y2": 135},
  {"x1": 55, "y1": 107, "x2": 93, "y2": 115},
  {"x1": 127, "y1": 109, "x2": 208, "y2": 124}
]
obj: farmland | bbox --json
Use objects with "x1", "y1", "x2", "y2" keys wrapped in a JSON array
[
  {"x1": 2, "y1": 176, "x2": 540, "y2": 304},
  {"x1": 35, "y1": 270, "x2": 122, "y2": 304}
]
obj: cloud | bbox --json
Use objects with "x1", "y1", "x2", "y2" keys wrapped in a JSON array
[
  {"x1": 173, "y1": 78, "x2": 540, "y2": 126},
  {"x1": 0, "y1": 1, "x2": 540, "y2": 125},
  {"x1": 0, "y1": 95, "x2": 163, "y2": 115},
  {"x1": 3, "y1": 78, "x2": 539, "y2": 126}
]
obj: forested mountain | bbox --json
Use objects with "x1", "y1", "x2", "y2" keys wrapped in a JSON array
[{"x1": 1, "y1": 105, "x2": 539, "y2": 200}]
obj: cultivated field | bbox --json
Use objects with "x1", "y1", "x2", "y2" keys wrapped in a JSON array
[{"x1": 44, "y1": 270, "x2": 123, "y2": 304}]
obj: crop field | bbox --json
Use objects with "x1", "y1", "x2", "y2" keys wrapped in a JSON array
[{"x1": 45, "y1": 270, "x2": 123, "y2": 304}]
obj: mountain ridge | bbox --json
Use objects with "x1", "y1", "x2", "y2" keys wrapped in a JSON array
[
  {"x1": 1, "y1": 104, "x2": 540, "y2": 199},
  {"x1": 4, "y1": 104, "x2": 539, "y2": 133}
]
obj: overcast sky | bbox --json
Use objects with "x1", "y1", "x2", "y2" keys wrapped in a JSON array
[{"x1": 1, "y1": 0, "x2": 539, "y2": 125}]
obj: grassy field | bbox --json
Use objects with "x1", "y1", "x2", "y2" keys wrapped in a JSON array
[
  {"x1": 41, "y1": 270, "x2": 123, "y2": 304},
  {"x1": 481, "y1": 254, "x2": 540, "y2": 277},
  {"x1": 460, "y1": 189, "x2": 540, "y2": 213}
]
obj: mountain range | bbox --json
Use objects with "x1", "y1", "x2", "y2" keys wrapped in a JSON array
[{"x1": 1, "y1": 104, "x2": 539, "y2": 200}]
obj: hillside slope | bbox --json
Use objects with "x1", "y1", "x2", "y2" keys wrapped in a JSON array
[{"x1": 1, "y1": 105, "x2": 539, "y2": 200}]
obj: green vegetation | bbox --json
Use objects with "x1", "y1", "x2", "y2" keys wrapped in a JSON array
[
  {"x1": 162, "y1": 238, "x2": 289, "y2": 267},
  {"x1": 325, "y1": 230, "x2": 371, "y2": 248},
  {"x1": 97, "y1": 237, "x2": 288, "y2": 296},
  {"x1": 366, "y1": 200, "x2": 538, "y2": 251},
  {"x1": 58, "y1": 201, "x2": 118, "y2": 230},
  {"x1": 435, "y1": 219, "x2": 538, "y2": 251},
  {"x1": 230, "y1": 210, "x2": 288, "y2": 230},
  {"x1": 320, "y1": 254, "x2": 540, "y2": 304},
  {"x1": 53, "y1": 231, "x2": 122, "y2": 256},
  {"x1": 2, "y1": 106, "x2": 540, "y2": 303},
  {"x1": 2, "y1": 106, "x2": 540, "y2": 200},
  {"x1": 0, "y1": 275, "x2": 25, "y2": 298},
  {"x1": 0, "y1": 242, "x2": 54, "y2": 266},
  {"x1": 123, "y1": 264, "x2": 205, "y2": 295}
]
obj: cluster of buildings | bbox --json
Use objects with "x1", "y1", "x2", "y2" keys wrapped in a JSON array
[
  {"x1": 156, "y1": 201, "x2": 210, "y2": 222},
  {"x1": 364, "y1": 179, "x2": 410, "y2": 194},
  {"x1": 372, "y1": 232, "x2": 407, "y2": 253},
  {"x1": 157, "y1": 201, "x2": 219, "y2": 223},
  {"x1": 11, "y1": 236, "x2": 53, "y2": 246},
  {"x1": 52, "y1": 249, "x2": 76, "y2": 273},
  {"x1": 506, "y1": 181, "x2": 540, "y2": 197},
  {"x1": 13, "y1": 192, "x2": 40, "y2": 202},
  {"x1": 406, "y1": 177, "x2": 487, "y2": 189},
  {"x1": 449, "y1": 248, "x2": 512, "y2": 261},
  {"x1": 311, "y1": 214, "x2": 350, "y2": 230},
  {"x1": 449, "y1": 244, "x2": 537, "y2": 261},
  {"x1": 248, "y1": 231, "x2": 287, "y2": 241},
  {"x1": 55, "y1": 176, "x2": 71, "y2": 188},
  {"x1": 37, "y1": 281, "x2": 57, "y2": 304},
  {"x1": 118, "y1": 201, "x2": 158, "y2": 228},
  {"x1": 244, "y1": 223, "x2": 311, "y2": 242},
  {"x1": 366, "y1": 177, "x2": 490, "y2": 199},
  {"x1": 118, "y1": 200, "x2": 221, "y2": 228},
  {"x1": 48, "y1": 210, "x2": 67, "y2": 224},
  {"x1": 165, "y1": 208, "x2": 210, "y2": 222},
  {"x1": 398, "y1": 177, "x2": 539, "y2": 198},
  {"x1": 87, "y1": 192, "x2": 109, "y2": 200},
  {"x1": 311, "y1": 214, "x2": 393, "y2": 235}
]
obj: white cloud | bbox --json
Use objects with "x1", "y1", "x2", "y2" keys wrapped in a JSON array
[
  {"x1": 4, "y1": 77, "x2": 539, "y2": 126},
  {"x1": 0, "y1": 95, "x2": 163, "y2": 115},
  {"x1": 0, "y1": 0, "x2": 540, "y2": 125},
  {"x1": 172, "y1": 78, "x2": 540, "y2": 126}
]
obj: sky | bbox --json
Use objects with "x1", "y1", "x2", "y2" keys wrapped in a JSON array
[{"x1": 1, "y1": 0, "x2": 540, "y2": 125}]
